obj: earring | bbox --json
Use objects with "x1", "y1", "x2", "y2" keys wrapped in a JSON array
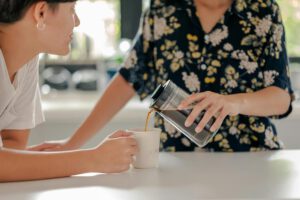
[{"x1": 36, "y1": 21, "x2": 46, "y2": 31}]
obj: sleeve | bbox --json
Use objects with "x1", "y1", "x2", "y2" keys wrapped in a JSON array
[
  {"x1": 119, "y1": 7, "x2": 158, "y2": 100},
  {"x1": 260, "y1": 2, "x2": 295, "y2": 119},
  {"x1": 6, "y1": 57, "x2": 45, "y2": 129}
]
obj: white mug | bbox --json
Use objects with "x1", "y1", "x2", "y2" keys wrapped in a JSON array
[{"x1": 128, "y1": 128, "x2": 161, "y2": 169}]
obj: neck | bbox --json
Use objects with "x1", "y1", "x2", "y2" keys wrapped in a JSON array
[
  {"x1": 0, "y1": 22, "x2": 39, "y2": 82},
  {"x1": 196, "y1": 0, "x2": 233, "y2": 9}
]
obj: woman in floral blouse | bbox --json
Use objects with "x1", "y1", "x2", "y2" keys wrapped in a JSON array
[{"x1": 32, "y1": 0, "x2": 294, "y2": 152}]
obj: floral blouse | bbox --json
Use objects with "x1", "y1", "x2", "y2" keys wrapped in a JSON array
[{"x1": 119, "y1": 0, "x2": 294, "y2": 152}]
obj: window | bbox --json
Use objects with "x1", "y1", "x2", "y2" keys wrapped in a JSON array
[
  {"x1": 278, "y1": 0, "x2": 300, "y2": 57},
  {"x1": 45, "y1": 0, "x2": 120, "y2": 62}
]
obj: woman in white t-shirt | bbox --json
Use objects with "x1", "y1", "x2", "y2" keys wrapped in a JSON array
[{"x1": 0, "y1": 0, "x2": 137, "y2": 182}]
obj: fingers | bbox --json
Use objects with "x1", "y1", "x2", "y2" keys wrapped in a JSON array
[
  {"x1": 184, "y1": 96, "x2": 213, "y2": 127},
  {"x1": 128, "y1": 145, "x2": 139, "y2": 155},
  {"x1": 195, "y1": 103, "x2": 222, "y2": 133},
  {"x1": 180, "y1": 92, "x2": 230, "y2": 133},
  {"x1": 108, "y1": 136, "x2": 138, "y2": 154},
  {"x1": 210, "y1": 109, "x2": 228, "y2": 132}
]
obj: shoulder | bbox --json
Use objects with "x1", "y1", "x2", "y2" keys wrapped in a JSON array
[
  {"x1": 150, "y1": 0, "x2": 183, "y2": 10},
  {"x1": 246, "y1": 0, "x2": 280, "y2": 15},
  {"x1": 236, "y1": 0, "x2": 282, "y2": 22}
]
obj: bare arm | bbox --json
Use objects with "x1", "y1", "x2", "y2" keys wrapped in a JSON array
[
  {"x1": 67, "y1": 74, "x2": 135, "y2": 149},
  {"x1": 1, "y1": 129, "x2": 30, "y2": 149},
  {"x1": 0, "y1": 147, "x2": 90, "y2": 182},
  {"x1": 229, "y1": 86, "x2": 291, "y2": 117},
  {"x1": 180, "y1": 86, "x2": 291, "y2": 132},
  {"x1": 0, "y1": 131, "x2": 137, "y2": 182}
]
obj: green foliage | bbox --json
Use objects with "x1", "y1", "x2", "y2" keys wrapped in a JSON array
[{"x1": 277, "y1": 0, "x2": 300, "y2": 57}]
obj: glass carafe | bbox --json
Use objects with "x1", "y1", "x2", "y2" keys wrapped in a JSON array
[{"x1": 150, "y1": 80, "x2": 218, "y2": 147}]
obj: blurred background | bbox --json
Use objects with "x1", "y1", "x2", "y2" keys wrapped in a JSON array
[{"x1": 30, "y1": 0, "x2": 300, "y2": 149}]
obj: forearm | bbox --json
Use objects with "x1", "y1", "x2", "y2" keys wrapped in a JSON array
[
  {"x1": 2, "y1": 139, "x2": 27, "y2": 150},
  {"x1": 0, "y1": 148, "x2": 91, "y2": 182},
  {"x1": 230, "y1": 86, "x2": 291, "y2": 117},
  {"x1": 68, "y1": 74, "x2": 135, "y2": 148}
]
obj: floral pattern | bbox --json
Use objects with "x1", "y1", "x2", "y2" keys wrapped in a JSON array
[{"x1": 119, "y1": 0, "x2": 294, "y2": 152}]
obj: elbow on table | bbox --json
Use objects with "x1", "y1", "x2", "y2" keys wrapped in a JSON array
[{"x1": 276, "y1": 90, "x2": 292, "y2": 116}]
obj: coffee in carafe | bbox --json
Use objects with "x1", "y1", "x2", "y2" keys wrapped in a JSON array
[{"x1": 150, "y1": 80, "x2": 219, "y2": 147}]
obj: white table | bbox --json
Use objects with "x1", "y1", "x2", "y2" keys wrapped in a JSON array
[{"x1": 1, "y1": 151, "x2": 300, "y2": 199}]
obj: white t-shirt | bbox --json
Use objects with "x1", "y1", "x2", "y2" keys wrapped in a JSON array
[{"x1": 0, "y1": 49, "x2": 45, "y2": 147}]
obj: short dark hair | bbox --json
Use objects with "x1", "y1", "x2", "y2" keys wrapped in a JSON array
[{"x1": 0, "y1": 0, "x2": 77, "y2": 24}]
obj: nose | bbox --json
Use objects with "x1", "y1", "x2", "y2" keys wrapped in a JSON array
[{"x1": 74, "y1": 13, "x2": 80, "y2": 27}]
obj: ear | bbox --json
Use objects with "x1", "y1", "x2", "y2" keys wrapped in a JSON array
[{"x1": 32, "y1": 2, "x2": 49, "y2": 25}]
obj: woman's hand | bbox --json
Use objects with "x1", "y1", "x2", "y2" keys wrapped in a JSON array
[{"x1": 178, "y1": 91, "x2": 241, "y2": 133}]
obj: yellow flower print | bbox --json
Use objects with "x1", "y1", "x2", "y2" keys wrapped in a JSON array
[
  {"x1": 250, "y1": 123, "x2": 266, "y2": 133},
  {"x1": 143, "y1": 73, "x2": 148, "y2": 80},
  {"x1": 171, "y1": 62, "x2": 180, "y2": 72},
  {"x1": 189, "y1": 42, "x2": 199, "y2": 52},
  {"x1": 212, "y1": 60, "x2": 221, "y2": 67},
  {"x1": 165, "y1": 40, "x2": 176, "y2": 49},
  {"x1": 219, "y1": 138, "x2": 230, "y2": 149},
  {"x1": 239, "y1": 20, "x2": 251, "y2": 34},
  {"x1": 207, "y1": 66, "x2": 217, "y2": 76},
  {"x1": 240, "y1": 135, "x2": 250, "y2": 145},
  {"x1": 249, "y1": 117, "x2": 256, "y2": 124},
  {"x1": 214, "y1": 133, "x2": 223, "y2": 142},
  {"x1": 156, "y1": 59, "x2": 164, "y2": 69},
  {"x1": 238, "y1": 124, "x2": 246, "y2": 130},
  {"x1": 220, "y1": 78, "x2": 226, "y2": 85},
  {"x1": 250, "y1": 2, "x2": 259, "y2": 12},
  {"x1": 165, "y1": 146, "x2": 176, "y2": 152},
  {"x1": 140, "y1": 93, "x2": 148, "y2": 100},
  {"x1": 250, "y1": 147, "x2": 266, "y2": 152},
  {"x1": 246, "y1": 88, "x2": 254, "y2": 93},
  {"x1": 217, "y1": 50, "x2": 229, "y2": 59},
  {"x1": 229, "y1": 116, "x2": 238, "y2": 121},
  {"x1": 149, "y1": 17, "x2": 154, "y2": 25},
  {"x1": 251, "y1": 135, "x2": 258, "y2": 141},
  {"x1": 235, "y1": 0, "x2": 247, "y2": 12},
  {"x1": 160, "y1": 45, "x2": 166, "y2": 51},
  {"x1": 143, "y1": 43, "x2": 150, "y2": 54},
  {"x1": 225, "y1": 66, "x2": 236, "y2": 75},
  {"x1": 258, "y1": 0, "x2": 267, "y2": 8},
  {"x1": 192, "y1": 52, "x2": 201, "y2": 59},
  {"x1": 205, "y1": 77, "x2": 216, "y2": 84},
  {"x1": 161, "y1": 40, "x2": 185, "y2": 72},
  {"x1": 167, "y1": 53, "x2": 174, "y2": 60},
  {"x1": 154, "y1": 117, "x2": 163, "y2": 127},
  {"x1": 187, "y1": 34, "x2": 198, "y2": 41}
]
